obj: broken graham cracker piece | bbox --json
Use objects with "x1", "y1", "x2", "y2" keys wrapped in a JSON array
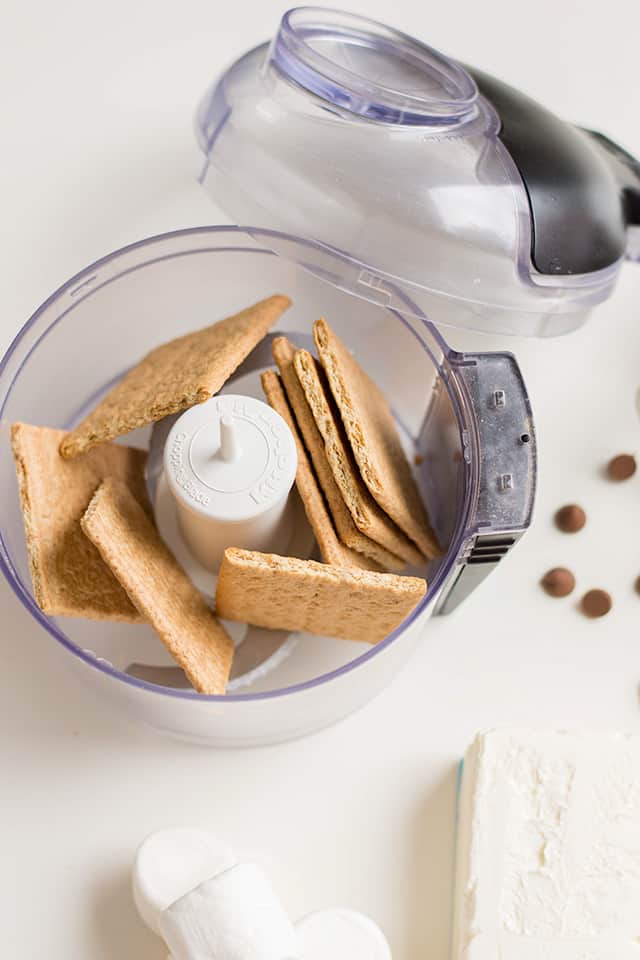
[
  {"x1": 293, "y1": 348, "x2": 423, "y2": 566},
  {"x1": 314, "y1": 318, "x2": 441, "y2": 560},
  {"x1": 59, "y1": 294, "x2": 291, "y2": 459},
  {"x1": 216, "y1": 548, "x2": 427, "y2": 644},
  {"x1": 81, "y1": 478, "x2": 233, "y2": 694},
  {"x1": 261, "y1": 371, "x2": 380, "y2": 571},
  {"x1": 272, "y1": 337, "x2": 405, "y2": 573},
  {"x1": 11, "y1": 422, "x2": 150, "y2": 621}
]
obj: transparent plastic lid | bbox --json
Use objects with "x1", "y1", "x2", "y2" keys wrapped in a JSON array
[{"x1": 195, "y1": 8, "x2": 625, "y2": 336}]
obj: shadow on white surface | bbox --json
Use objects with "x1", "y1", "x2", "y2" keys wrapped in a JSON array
[
  {"x1": 91, "y1": 863, "x2": 163, "y2": 960},
  {"x1": 405, "y1": 767, "x2": 457, "y2": 960}
]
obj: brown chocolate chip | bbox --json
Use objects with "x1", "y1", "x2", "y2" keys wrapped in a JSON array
[
  {"x1": 635, "y1": 576, "x2": 640, "y2": 596},
  {"x1": 606, "y1": 453, "x2": 636, "y2": 481},
  {"x1": 414, "y1": 454, "x2": 424, "y2": 466},
  {"x1": 581, "y1": 589, "x2": 612, "y2": 618},
  {"x1": 555, "y1": 504, "x2": 586, "y2": 534},
  {"x1": 541, "y1": 567, "x2": 576, "y2": 598}
]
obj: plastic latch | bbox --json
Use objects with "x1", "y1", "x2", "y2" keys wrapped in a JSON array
[{"x1": 434, "y1": 351, "x2": 536, "y2": 615}]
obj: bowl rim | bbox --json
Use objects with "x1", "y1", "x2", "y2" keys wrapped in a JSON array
[{"x1": 0, "y1": 225, "x2": 473, "y2": 703}]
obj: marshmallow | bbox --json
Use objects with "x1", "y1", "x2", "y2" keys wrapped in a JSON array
[
  {"x1": 296, "y1": 908, "x2": 392, "y2": 959},
  {"x1": 134, "y1": 829, "x2": 391, "y2": 959},
  {"x1": 133, "y1": 828, "x2": 236, "y2": 935},
  {"x1": 159, "y1": 862, "x2": 300, "y2": 960}
]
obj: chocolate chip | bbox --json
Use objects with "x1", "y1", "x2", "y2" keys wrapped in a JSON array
[
  {"x1": 635, "y1": 576, "x2": 640, "y2": 596},
  {"x1": 555, "y1": 504, "x2": 586, "y2": 533},
  {"x1": 581, "y1": 589, "x2": 612, "y2": 618},
  {"x1": 606, "y1": 453, "x2": 636, "y2": 481},
  {"x1": 541, "y1": 567, "x2": 575, "y2": 598}
]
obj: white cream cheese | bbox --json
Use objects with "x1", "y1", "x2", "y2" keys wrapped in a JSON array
[{"x1": 453, "y1": 730, "x2": 640, "y2": 959}]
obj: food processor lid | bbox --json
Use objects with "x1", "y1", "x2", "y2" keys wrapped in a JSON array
[{"x1": 195, "y1": 7, "x2": 640, "y2": 336}]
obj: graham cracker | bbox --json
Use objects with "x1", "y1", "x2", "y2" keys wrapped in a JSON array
[
  {"x1": 215, "y1": 548, "x2": 427, "y2": 644},
  {"x1": 314, "y1": 318, "x2": 441, "y2": 559},
  {"x1": 272, "y1": 337, "x2": 405, "y2": 572},
  {"x1": 260, "y1": 371, "x2": 380, "y2": 571},
  {"x1": 60, "y1": 295, "x2": 291, "y2": 459},
  {"x1": 293, "y1": 348, "x2": 424, "y2": 566},
  {"x1": 11, "y1": 422, "x2": 150, "y2": 621},
  {"x1": 81, "y1": 478, "x2": 233, "y2": 695}
]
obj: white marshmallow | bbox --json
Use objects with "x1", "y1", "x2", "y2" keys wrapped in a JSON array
[
  {"x1": 159, "y1": 862, "x2": 300, "y2": 960},
  {"x1": 134, "y1": 830, "x2": 391, "y2": 960},
  {"x1": 296, "y1": 908, "x2": 392, "y2": 959},
  {"x1": 133, "y1": 828, "x2": 236, "y2": 935}
]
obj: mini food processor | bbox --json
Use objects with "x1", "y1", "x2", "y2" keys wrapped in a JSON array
[{"x1": 1, "y1": 9, "x2": 638, "y2": 746}]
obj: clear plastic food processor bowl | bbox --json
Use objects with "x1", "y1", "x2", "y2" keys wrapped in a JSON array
[{"x1": 0, "y1": 227, "x2": 493, "y2": 746}]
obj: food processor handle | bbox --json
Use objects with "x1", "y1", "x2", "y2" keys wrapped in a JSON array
[
  {"x1": 434, "y1": 350, "x2": 536, "y2": 616},
  {"x1": 470, "y1": 66, "x2": 640, "y2": 274},
  {"x1": 581, "y1": 128, "x2": 640, "y2": 262}
]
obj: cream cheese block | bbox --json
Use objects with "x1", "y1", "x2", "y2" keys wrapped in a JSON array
[{"x1": 453, "y1": 730, "x2": 640, "y2": 959}]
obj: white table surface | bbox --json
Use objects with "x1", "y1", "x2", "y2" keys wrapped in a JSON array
[{"x1": 2, "y1": 1, "x2": 640, "y2": 956}]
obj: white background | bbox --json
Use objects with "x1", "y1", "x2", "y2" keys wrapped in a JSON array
[{"x1": 2, "y1": 1, "x2": 640, "y2": 957}]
